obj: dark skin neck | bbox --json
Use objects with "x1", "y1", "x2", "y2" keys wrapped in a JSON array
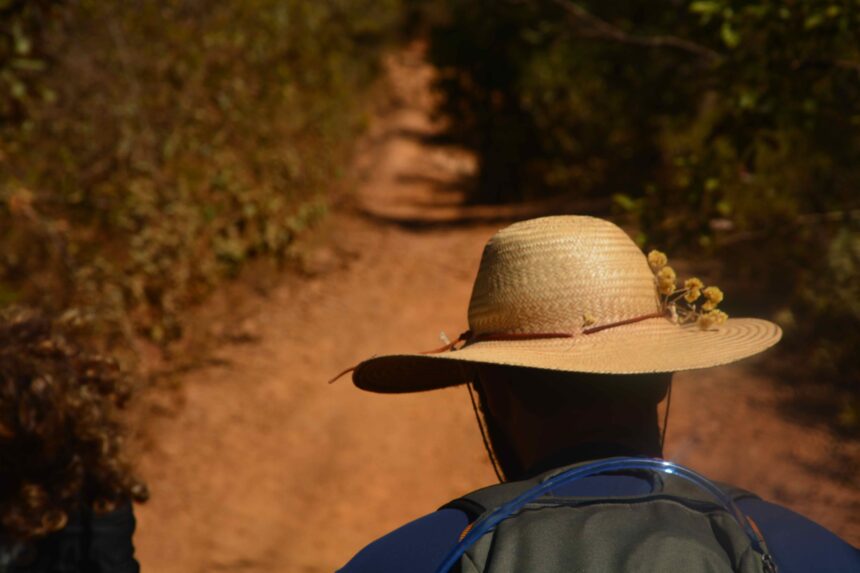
[{"x1": 475, "y1": 366, "x2": 671, "y2": 480}]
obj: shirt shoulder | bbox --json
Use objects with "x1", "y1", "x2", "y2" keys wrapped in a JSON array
[
  {"x1": 737, "y1": 498, "x2": 860, "y2": 573},
  {"x1": 338, "y1": 509, "x2": 468, "y2": 573}
]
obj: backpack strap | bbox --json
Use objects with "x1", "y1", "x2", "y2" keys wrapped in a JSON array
[
  {"x1": 716, "y1": 481, "x2": 777, "y2": 570},
  {"x1": 439, "y1": 458, "x2": 662, "y2": 521},
  {"x1": 439, "y1": 462, "x2": 766, "y2": 541},
  {"x1": 716, "y1": 481, "x2": 761, "y2": 503},
  {"x1": 440, "y1": 477, "x2": 543, "y2": 521}
]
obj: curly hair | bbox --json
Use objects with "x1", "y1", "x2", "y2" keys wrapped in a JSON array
[{"x1": 0, "y1": 308, "x2": 148, "y2": 542}]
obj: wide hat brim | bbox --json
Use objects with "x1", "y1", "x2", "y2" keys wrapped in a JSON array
[{"x1": 353, "y1": 316, "x2": 782, "y2": 393}]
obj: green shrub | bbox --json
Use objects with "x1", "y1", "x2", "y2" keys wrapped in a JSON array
[
  {"x1": 424, "y1": 0, "x2": 860, "y2": 429},
  {"x1": 1, "y1": 0, "x2": 401, "y2": 347}
]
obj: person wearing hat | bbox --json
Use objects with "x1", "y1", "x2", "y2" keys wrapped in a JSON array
[{"x1": 337, "y1": 216, "x2": 859, "y2": 573}]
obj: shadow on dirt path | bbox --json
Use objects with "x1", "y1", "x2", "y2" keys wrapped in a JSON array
[{"x1": 134, "y1": 44, "x2": 859, "y2": 573}]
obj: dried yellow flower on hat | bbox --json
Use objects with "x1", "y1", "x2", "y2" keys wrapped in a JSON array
[
  {"x1": 658, "y1": 280, "x2": 675, "y2": 295},
  {"x1": 657, "y1": 266, "x2": 676, "y2": 281},
  {"x1": 647, "y1": 250, "x2": 668, "y2": 271},
  {"x1": 683, "y1": 277, "x2": 704, "y2": 303},
  {"x1": 697, "y1": 312, "x2": 716, "y2": 330},
  {"x1": 656, "y1": 266, "x2": 676, "y2": 295},
  {"x1": 698, "y1": 309, "x2": 728, "y2": 330},
  {"x1": 702, "y1": 286, "x2": 724, "y2": 311},
  {"x1": 649, "y1": 247, "x2": 728, "y2": 331}
]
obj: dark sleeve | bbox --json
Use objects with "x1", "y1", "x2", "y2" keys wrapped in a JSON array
[
  {"x1": 737, "y1": 498, "x2": 860, "y2": 573},
  {"x1": 14, "y1": 503, "x2": 140, "y2": 573},
  {"x1": 84, "y1": 503, "x2": 141, "y2": 573},
  {"x1": 338, "y1": 509, "x2": 468, "y2": 573}
]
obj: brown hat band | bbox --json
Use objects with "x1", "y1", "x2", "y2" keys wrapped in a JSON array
[{"x1": 328, "y1": 311, "x2": 669, "y2": 384}]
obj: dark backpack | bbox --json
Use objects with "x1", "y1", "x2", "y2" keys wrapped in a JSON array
[{"x1": 437, "y1": 457, "x2": 777, "y2": 573}]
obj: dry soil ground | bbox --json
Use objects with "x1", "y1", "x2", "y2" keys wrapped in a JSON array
[{"x1": 133, "y1": 46, "x2": 859, "y2": 573}]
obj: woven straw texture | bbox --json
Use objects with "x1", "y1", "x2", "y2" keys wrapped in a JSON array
[{"x1": 353, "y1": 216, "x2": 782, "y2": 393}]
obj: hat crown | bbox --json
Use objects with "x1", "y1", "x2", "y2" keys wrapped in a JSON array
[{"x1": 467, "y1": 216, "x2": 660, "y2": 334}]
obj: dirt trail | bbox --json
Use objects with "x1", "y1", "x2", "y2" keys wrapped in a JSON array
[{"x1": 134, "y1": 46, "x2": 859, "y2": 573}]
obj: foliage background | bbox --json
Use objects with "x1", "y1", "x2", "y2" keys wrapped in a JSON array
[
  {"x1": 0, "y1": 0, "x2": 400, "y2": 354},
  {"x1": 416, "y1": 0, "x2": 860, "y2": 431},
  {"x1": 1, "y1": 0, "x2": 857, "y2": 431}
]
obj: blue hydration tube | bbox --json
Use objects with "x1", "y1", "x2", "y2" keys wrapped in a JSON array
[{"x1": 434, "y1": 457, "x2": 775, "y2": 573}]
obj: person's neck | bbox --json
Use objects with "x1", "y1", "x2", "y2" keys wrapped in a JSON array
[
  {"x1": 520, "y1": 441, "x2": 662, "y2": 479},
  {"x1": 508, "y1": 414, "x2": 663, "y2": 478}
]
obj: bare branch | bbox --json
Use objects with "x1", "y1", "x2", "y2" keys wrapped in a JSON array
[{"x1": 550, "y1": 0, "x2": 724, "y2": 63}]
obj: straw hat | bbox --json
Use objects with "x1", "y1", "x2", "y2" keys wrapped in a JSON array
[{"x1": 353, "y1": 215, "x2": 781, "y2": 393}]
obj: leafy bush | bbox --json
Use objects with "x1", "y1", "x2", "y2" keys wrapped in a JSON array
[
  {"x1": 423, "y1": 0, "x2": 860, "y2": 430},
  {"x1": 1, "y1": 0, "x2": 401, "y2": 346}
]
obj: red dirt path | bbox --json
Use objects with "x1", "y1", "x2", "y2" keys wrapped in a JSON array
[{"x1": 133, "y1": 46, "x2": 859, "y2": 573}]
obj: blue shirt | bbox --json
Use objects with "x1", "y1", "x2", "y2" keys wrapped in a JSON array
[{"x1": 340, "y1": 474, "x2": 860, "y2": 573}]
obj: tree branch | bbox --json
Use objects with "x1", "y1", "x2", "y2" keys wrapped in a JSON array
[{"x1": 549, "y1": 0, "x2": 724, "y2": 63}]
